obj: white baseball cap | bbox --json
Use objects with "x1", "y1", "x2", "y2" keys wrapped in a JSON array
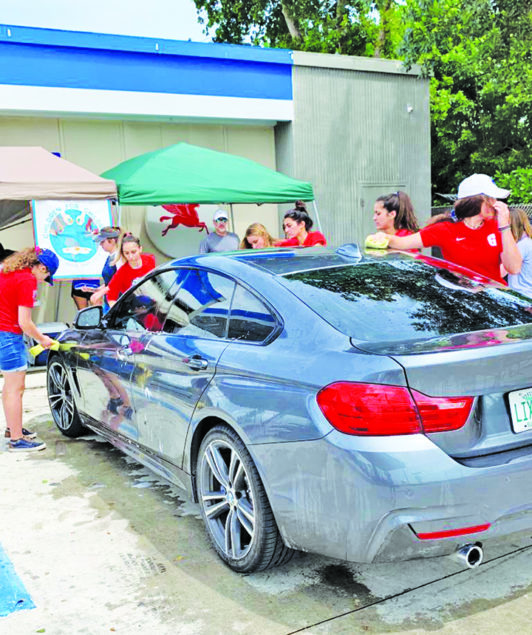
[
  {"x1": 457, "y1": 174, "x2": 510, "y2": 200},
  {"x1": 213, "y1": 209, "x2": 229, "y2": 222}
]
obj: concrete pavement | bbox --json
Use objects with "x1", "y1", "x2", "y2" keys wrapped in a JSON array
[{"x1": 1, "y1": 369, "x2": 531, "y2": 634}]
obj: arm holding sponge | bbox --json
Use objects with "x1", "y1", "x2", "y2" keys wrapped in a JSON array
[{"x1": 364, "y1": 233, "x2": 390, "y2": 249}]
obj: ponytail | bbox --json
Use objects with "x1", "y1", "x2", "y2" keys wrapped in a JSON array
[{"x1": 376, "y1": 191, "x2": 419, "y2": 232}]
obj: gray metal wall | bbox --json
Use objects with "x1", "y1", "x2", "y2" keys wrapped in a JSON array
[{"x1": 275, "y1": 52, "x2": 431, "y2": 247}]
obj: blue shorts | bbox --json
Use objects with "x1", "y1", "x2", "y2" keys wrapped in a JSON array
[{"x1": 0, "y1": 331, "x2": 28, "y2": 372}]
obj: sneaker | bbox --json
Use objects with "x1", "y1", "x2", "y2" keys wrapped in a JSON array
[
  {"x1": 8, "y1": 438, "x2": 47, "y2": 452},
  {"x1": 5, "y1": 427, "x2": 37, "y2": 440}
]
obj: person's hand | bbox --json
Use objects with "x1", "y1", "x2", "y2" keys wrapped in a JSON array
[
  {"x1": 39, "y1": 335, "x2": 56, "y2": 349},
  {"x1": 90, "y1": 286, "x2": 108, "y2": 305},
  {"x1": 365, "y1": 232, "x2": 390, "y2": 249},
  {"x1": 493, "y1": 200, "x2": 510, "y2": 226}
]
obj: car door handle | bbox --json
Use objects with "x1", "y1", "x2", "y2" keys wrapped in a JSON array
[
  {"x1": 116, "y1": 346, "x2": 133, "y2": 361},
  {"x1": 183, "y1": 355, "x2": 208, "y2": 371}
]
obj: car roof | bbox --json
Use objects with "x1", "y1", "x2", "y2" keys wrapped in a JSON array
[
  {"x1": 166, "y1": 245, "x2": 505, "y2": 288},
  {"x1": 167, "y1": 244, "x2": 414, "y2": 276}
]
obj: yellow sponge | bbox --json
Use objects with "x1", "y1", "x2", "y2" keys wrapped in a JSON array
[
  {"x1": 364, "y1": 234, "x2": 390, "y2": 249},
  {"x1": 29, "y1": 340, "x2": 60, "y2": 357},
  {"x1": 29, "y1": 340, "x2": 82, "y2": 357}
]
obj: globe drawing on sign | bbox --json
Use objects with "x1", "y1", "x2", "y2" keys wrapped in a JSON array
[{"x1": 49, "y1": 208, "x2": 98, "y2": 262}]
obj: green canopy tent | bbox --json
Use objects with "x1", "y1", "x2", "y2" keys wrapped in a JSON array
[
  {"x1": 101, "y1": 142, "x2": 320, "y2": 236},
  {"x1": 101, "y1": 142, "x2": 314, "y2": 206}
]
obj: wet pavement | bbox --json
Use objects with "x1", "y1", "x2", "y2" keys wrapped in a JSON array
[{"x1": 1, "y1": 370, "x2": 532, "y2": 633}]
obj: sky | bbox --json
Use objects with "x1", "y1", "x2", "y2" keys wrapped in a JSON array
[{"x1": 1, "y1": 0, "x2": 211, "y2": 42}]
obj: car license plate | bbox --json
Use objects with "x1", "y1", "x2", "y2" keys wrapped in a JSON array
[{"x1": 509, "y1": 387, "x2": 532, "y2": 433}]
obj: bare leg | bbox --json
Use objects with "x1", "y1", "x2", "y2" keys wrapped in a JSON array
[
  {"x1": 73, "y1": 295, "x2": 89, "y2": 311},
  {"x1": 2, "y1": 370, "x2": 26, "y2": 440}
]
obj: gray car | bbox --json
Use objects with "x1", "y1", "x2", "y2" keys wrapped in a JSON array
[{"x1": 46, "y1": 245, "x2": 532, "y2": 572}]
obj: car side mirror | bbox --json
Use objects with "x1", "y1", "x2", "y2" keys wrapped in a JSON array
[{"x1": 75, "y1": 305, "x2": 103, "y2": 329}]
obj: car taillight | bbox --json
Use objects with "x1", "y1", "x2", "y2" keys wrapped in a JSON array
[
  {"x1": 316, "y1": 382, "x2": 421, "y2": 435},
  {"x1": 410, "y1": 389, "x2": 474, "y2": 433},
  {"x1": 316, "y1": 382, "x2": 473, "y2": 436}
]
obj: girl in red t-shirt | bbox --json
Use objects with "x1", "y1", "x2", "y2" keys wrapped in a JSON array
[
  {"x1": 0, "y1": 247, "x2": 59, "y2": 452},
  {"x1": 373, "y1": 190, "x2": 419, "y2": 237},
  {"x1": 366, "y1": 175, "x2": 522, "y2": 284},
  {"x1": 106, "y1": 234, "x2": 156, "y2": 307},
  {"x1": 275, "y1": 202, "x2": 327, "y2": 248}
]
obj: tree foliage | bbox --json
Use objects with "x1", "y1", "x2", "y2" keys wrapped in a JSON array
[
  {"x1": 399, "y1": 0, "x2": 532, "y2": 197},
  {"x1": 193, "y1": 0, "x2": 532, "y2": 200},
  {"x1": 495, "y1": 168, "x2": 532, "y2": 204},
  {"x1": 192, "y1": 1, "x2": 405, "y2": 58}
]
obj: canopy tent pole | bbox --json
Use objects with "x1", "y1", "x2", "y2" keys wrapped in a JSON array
[
  {"x1": 312, "y1": 200, "x2": 323, "y2": 232},
  {"x1": 229, "y1": 203, "x2": 235, "y2": 233},
  {"x1": 54, "y1": 283, "x2": 62, "y2": 322}
]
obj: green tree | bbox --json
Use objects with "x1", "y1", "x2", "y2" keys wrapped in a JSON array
[
  {"x1": 193, "y1": 1, "x2": 405, "y2": 58},
  {"x1": 495, "y1": 168, "x2": 532, "y2": 204},
  {"x1": 400, "y1": 0, "x2": 532, "y2": 198},
  {"x1": 193, "y1": 1, "x2": 532, "y2": 200}
]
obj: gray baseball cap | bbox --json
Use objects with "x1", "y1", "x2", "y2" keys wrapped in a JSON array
[{"x1": 93, "y1": 227, "x2": 121, "y2": 243}]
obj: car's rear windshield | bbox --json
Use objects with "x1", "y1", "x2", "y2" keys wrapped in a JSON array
[{"x1": 280, "y1": 260, "x2": 532, "y2": 344}]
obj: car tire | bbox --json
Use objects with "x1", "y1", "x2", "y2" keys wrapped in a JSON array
[
  {"x1": 197, "y1": 425, "x2": 293, "y2": 573},
  {"x1": 47, "y1": 358, "x2": 86, "y2": 438}
]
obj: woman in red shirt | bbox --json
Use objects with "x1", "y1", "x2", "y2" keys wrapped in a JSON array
[
  {"x1": 275, "y1": 202, "x2": 327, "y2": 248},
  {"x1": 373, "y1": 190, "x2": 419, "y2": 237},
  {"x1": 106, "y1": 234, "x2": 156, "y2": 307},
  {"x1": 0, "y1": 247, "x2": 59, "y2": 452},
  {"x1": 367, "y1": 174, "x2": 522, "y2": 284}
]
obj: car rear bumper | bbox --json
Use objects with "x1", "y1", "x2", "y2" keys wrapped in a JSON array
[{"x1": 250, "y1": 429, "x2": 532, "y2": 563}]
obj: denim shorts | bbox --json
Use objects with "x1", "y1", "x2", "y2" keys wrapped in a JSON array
[{"x1": 0, "y1": 331, "x2": 28, "y2": 372}]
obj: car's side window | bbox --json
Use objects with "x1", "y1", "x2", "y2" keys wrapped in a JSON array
[
  {"x1": 228, "y1": 284, "x2": 277, "y2": 343},
  {"x1": 163, "y1": 270, "x2": 235, "y2": 339},
  {"x1": 111, "y1": 269, "x2": 186, "y2": 332}
]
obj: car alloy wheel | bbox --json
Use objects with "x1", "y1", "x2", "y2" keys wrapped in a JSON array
[
  {"x1": 197, "y1": 425, "x2": 293, "y2": 572},
  {"x1": 47, "y1": 359, "x2": 85, "y2": 437}
]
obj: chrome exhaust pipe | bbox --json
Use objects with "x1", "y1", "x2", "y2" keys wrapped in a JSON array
[{"x1": 453, "y1": 543, "x2": 483, "y2": 569}]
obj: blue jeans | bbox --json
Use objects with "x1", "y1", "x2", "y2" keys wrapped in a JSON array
[{"x1": 0, "y1": 331, "x2": 27, "y2": 372}]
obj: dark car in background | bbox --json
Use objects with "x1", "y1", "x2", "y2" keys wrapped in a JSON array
[{"x1": 47, "y1": 246, "x2": 532, "y2": 572}]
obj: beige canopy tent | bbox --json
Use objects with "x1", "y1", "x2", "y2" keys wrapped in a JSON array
[{"x1": 0, "y1": 146, "x2": 117, "y2": 229}]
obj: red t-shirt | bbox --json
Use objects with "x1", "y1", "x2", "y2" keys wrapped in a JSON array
[
  {"x1": 107, "y1": 254, "x2": 156, "y2": 302},
  {"x1": 275, "y1": 231, "x2": 327, "y2": 247},
  {"x1": 420, "y1": 219, "x2": 504, "y2": 283},
  {"x1": 0, "y1": 268, "x2": 37, "y2": 334}
]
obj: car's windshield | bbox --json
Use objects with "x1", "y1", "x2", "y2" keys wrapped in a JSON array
[{"x1": 280, "y1": 260, "x2": 532, "y2": 344}]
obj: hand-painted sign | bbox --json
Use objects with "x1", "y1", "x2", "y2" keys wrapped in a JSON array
[{"x1": 32, "y1": 200, "x2": 113, "y2": 279}]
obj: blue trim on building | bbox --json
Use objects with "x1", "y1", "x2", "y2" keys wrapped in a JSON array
[
  {"x1": 0, "y1": 24, "x2": 292, "y2": 64},
  {"x1": 0, "y1": 24, "x2": 293, "y2": 100}
]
